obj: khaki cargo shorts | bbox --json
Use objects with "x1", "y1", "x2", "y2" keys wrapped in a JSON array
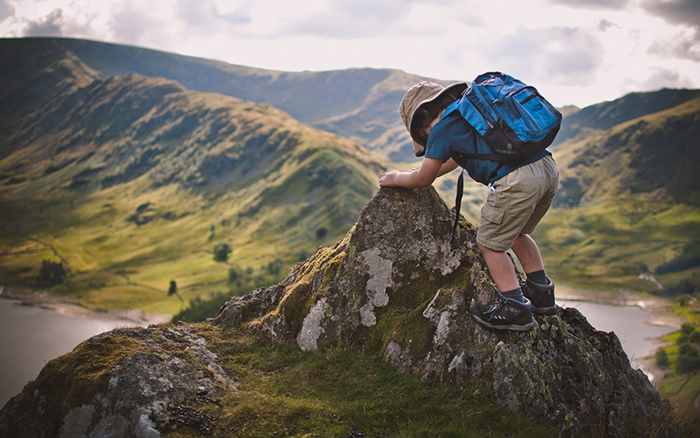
[{"x1": 477, "y1": 154, "x2": 559, "y2": 252}]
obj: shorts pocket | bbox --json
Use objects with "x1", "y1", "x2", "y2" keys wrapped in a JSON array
[{"x1": 481, "y1": 202, "x2": 504, "y2": 225}]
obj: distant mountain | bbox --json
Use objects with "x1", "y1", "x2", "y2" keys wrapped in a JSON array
[
  {"x1": 0, "y1": 37, "x2": 447, "y2": 162},
  {"x1": 554, "y1": 95, "x2": 700, "y2": 207},
  {"x1": 0, "y1": 37, "x2": 384, "y2": 313},
  {"x1": 552, "y1": 88, "x2": 700, "y2": 147}
]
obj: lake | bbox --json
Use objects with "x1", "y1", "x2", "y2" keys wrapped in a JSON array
[{"x1": 0, "y1": 294, "x2": 678, "y2": 409}]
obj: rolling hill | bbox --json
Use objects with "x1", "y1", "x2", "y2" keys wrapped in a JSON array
[
  {"x1": 552, "y1": 87, "x2": 700, "y2": 147},
  {"x1": 0, "y1": 38, "x2": 384, "y2": 316},
  {"x1": 0, "y1": 37, "x2": 448, "y2": 163}
]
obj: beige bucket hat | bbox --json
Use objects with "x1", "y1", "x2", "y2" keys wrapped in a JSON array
[{"x1": 399, "y1": 81, "x2": 467, "y2": 156}]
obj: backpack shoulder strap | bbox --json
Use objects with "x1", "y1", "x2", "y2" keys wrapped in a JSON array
[{"x1": 451, "y1": 167, "x2": 465, "y2": 243}]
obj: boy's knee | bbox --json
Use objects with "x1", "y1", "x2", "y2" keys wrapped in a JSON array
[{"x1": 477, "y1": 242, "x2": 504, "y2": 256}]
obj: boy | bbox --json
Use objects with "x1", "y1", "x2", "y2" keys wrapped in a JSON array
[{"x1": 379, "y1": 81, "x2": 559, "y2": 331}]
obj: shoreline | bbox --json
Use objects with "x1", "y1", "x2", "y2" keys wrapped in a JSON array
[
  {"x1": 556, "y1": 284, "x2": 683, "y2": 329},
  {"x1": 0, "y1": 285, "x2": 172, "y2": 326},
  {"x1": 556, "y1": 283, "x2": 682, "y2": 384}
]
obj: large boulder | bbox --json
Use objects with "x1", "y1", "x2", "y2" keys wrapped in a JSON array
[
  {"x1": 0, "y1": 325, "x2": 234, "y2": 438},
  {"x1": 213, "y1": 186, "x2": 679, "y2": 437}
]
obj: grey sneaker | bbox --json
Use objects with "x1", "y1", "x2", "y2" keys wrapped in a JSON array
[
  {"x1": 522, "y1": 278, "x2": 556, "y2": 315},
  {"x1": 471, "y1": 297, "x2": 533, "y2": 331}
]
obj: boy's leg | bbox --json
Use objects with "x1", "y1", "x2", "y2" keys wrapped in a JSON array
[
  {"x1": 477, "y1": 242, "x2": 519, "y2": 292},
  {"x1": 507, "y1": 156, "x2": 558, "y2": 315},
  {"x1": 512, "y1": 234, "x2": 556, "y2": 314},
  {"x1": 472, "y1": 242, "x2": 533, "y2": 331},
  {"x1": 511, "y1": 234, "x2": 545, "y2": 274}
]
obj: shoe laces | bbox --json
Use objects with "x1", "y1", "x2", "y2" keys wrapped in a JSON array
[{"x1": 484, "y1": 298, "x2": 508, "y2": 315}]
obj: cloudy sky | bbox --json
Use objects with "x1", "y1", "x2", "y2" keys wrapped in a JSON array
[{"x1": 0, "y1": 0, "x2": 698, "y2": 107}]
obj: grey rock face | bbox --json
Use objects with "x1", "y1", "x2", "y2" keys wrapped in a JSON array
[{"x1": 213, "y1": 186, "x2": 679, "y2": 437}]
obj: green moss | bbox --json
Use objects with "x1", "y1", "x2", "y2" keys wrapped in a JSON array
[
  {"x1": 353, "y1": 297, "x2": 436, "y2": 362},
  {"x1": 32, "y1": 333, "x2": 146, "y2": 409},
  {"x1": 257, "y1": 235, "x2": 349, "y2": 333}
]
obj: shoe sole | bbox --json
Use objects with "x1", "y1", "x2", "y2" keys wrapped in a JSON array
[
  {"x1": 471, "y1": 314, "x2": 533, "y2": 331},
  {"x1": 532, "y1": 305, "x2": 556, "y2": 315}
]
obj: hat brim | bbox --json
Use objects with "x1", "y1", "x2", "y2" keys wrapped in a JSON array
[{"x1": 410, "y1": 82, "x2": 467, "y2": 157}]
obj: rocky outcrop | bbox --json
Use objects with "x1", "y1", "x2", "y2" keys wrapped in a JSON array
[
  {"x1": 0, "y1": 186, "x2": 680, "y2": 437},
  {"x1": 213, "y1": 186, "x2": 680, "y2": 437}
]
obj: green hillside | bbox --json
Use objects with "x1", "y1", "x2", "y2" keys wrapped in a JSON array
[
  {"x1": 535, "y1": 96, "x2": 700, "y2": 295},
  {"x1": 3, "y1": 35, "x2": 700, "y2": 312},
  {"x1": 0, "y1": 37, "x2": 444, "y2": 163},
  {"x1": 552, "y1": 88, "x2": 700, "y2": 147},
  {"x1": 0, "y1": 41, "x2": 384, "y2": 316}
]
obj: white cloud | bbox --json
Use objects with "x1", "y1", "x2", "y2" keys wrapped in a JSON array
[
  {"x1": 24, "y1": 8, "x2": 63, "y2": 36},
  {"x1": 0, "y1": 0, "x2": 698, "y2": 108}
]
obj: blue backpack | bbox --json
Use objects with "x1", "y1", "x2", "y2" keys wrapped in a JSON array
[
  {"x1": 450, "y1": 72, "x2": 561, "y2": 241},
  {"x1": 456, "y1": 72, "x2": 562, "y2": 165}
]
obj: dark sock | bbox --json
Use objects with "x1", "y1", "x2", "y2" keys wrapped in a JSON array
[
  {"x1": 501, "y1": 287, "x2": 525, "y2": 303},
  {"x1": 527, "y1": 270, "x2": 548, "y2": 285}
]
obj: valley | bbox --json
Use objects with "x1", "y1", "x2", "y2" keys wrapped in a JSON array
[{"x1": 1, "y1": 36, "x2": 698, "y2": 320}]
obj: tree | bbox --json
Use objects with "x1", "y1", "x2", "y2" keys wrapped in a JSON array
[
  {"x1": 168, "y1": 280, "x2": 177, "y2": 296},
  {"x1": 655, "y1": 348, "x2": 669, "y2": 368},
  {"x1": 267, "y1": 258, "x2": 284, "y2": 275},
  {"x1": 38, "y1": 260, "x2": 66, "y2": 285},
  {"x1": 675, "y1": 346, "x2": 700, "y2": 374},
  {"x1": 213, "y1": 243, "x2": 232, "y2": 262},
  {"x1": 168, "y1": 280, "x2": 183, "y2": 311},
  {"x1": 316, "y1": 227, "x2": 328, "y2": 240}
]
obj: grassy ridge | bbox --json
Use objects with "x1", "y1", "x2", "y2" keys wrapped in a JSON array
[
  {"x1": 534, "y1": 195, "x2": 700, "y2": 292},
  {"x1": 0, "y1": 37, "x2": 442, "y2": 162}
]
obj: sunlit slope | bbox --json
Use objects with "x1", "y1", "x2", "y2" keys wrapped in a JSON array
[
  {"x1": 0, "y1": 48, "x2": 384, "y2": 315},
  {"x1": 536, "y1": 97, "x2": 700, "y2": 293}
]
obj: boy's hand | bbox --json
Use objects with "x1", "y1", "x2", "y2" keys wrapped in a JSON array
[
  {"x1": 379, "y1": 170, "x2": 400, "y2": 187},
  {"x1": 378, "y1": 158, "x2": 446, "y2": 188}
]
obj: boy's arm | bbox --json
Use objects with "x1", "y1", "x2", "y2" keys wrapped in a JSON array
[
  {"x1": 379, "y1": 157, "x2": 448, "y2": 188},
  {"x1": 437, "y1": 158, "x2": 459, "y2": 177}
]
